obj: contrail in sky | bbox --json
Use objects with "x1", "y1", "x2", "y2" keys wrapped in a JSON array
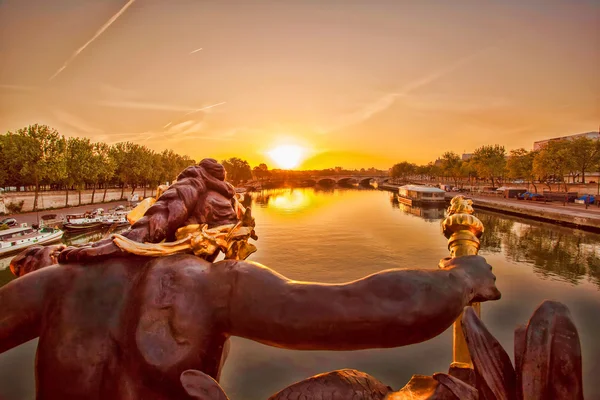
[
  {"x1": 183, "y1": 102, "x2": 227, "y2": 116},
  {"x1": 188, "y1": 48, "x2": 203, "y2": 55},
  {"x1": 49, "y1": 0, "x2": 136, "y2": 81}
]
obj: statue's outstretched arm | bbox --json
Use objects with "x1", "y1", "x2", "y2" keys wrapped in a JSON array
[
  {"x1": 0, "y1": 265, "x2": 59, "y2": 354},
  {"x1": 224, "y1": 256, "x2": 500, "y2": 350}
]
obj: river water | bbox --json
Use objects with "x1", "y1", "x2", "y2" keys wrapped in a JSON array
[{"x1": 0, "y1": 188, "x2": 599, "y2": 399}]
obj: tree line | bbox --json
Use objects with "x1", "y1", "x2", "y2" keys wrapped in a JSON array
[
  {"x1": 391, "y1": 138, "x2": 600, "y2": 192},
  {"x1": 1, "y1": 124, "x2": 195, "y2": 210}
]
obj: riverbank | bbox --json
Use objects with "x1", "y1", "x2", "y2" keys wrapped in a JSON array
[
  {"x1": 455, "y1": 194, "x2": 600, "y2": 232},
  {"x1": 2, "y1": 200, "x2": 132, "y2": 227},
  {"x1": 0, "y1": 187, "x2": 154, "y2": 214}
]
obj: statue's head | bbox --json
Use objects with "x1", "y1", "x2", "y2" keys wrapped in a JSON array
[
  {"x1": 125, "y1": 158, "x2": 257, "y2": 261},
  {"x1": 177, "y1": 158, "x2": 240, "y2": 228}
]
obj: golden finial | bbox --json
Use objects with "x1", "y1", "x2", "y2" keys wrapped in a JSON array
[
  {"x1": 441, "y1": 195, "x2": 485, "y2": 366},
  {"x1": 441, "y1": 195, "x2": 484, "y2": 258}
]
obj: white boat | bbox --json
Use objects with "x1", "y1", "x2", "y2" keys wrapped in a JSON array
[
  {"x1": 0, "y1": 225, "x2": 64, "y2": 257},
  {"x1": 101, "y1": 211, "x2": 130, "y2": 228},
  {"x1": 397, "y1": 185, "x2": 447, "y2": 206},
  {"x1": 63, "y1": 211, "x2": 105, "y2": 233}
]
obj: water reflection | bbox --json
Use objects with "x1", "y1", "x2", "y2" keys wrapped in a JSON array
[
  {"x1": 253, "y1": 189, "x2": 313, "y2": 212},
  {"x1": 477, "y1": 211, "x2": 600, "y2": 288},
  {"x1": 389, "y1": 194, "x2": 446, "y2": 222}
]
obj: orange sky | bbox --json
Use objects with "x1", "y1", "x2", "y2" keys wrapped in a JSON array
[{"x1": 0, "y1": 0, "x2": 598, "y2": 170}]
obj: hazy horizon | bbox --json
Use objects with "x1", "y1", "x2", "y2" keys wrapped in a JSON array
[{"x1": 1, "y1": 0, "x2": 598, "y2": 170}]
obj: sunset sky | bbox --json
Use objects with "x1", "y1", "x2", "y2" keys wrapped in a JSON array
[{"x1": 0, "y1": 0, "x2": 598, "y2": 170}]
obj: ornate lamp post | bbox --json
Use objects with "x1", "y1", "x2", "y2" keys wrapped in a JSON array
[{"x1": 441, "y1": 195, "x2": 484, "y2": 365}]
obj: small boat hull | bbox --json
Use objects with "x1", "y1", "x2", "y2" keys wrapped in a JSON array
[
  {"x1": 63, "y1": 222, "x2": 105, "y2": 233},
  {"x1": 0, "y1": 230, "x2": 64, "y2": 257},
  {"x1": 102, "y1": 221, "x2": 130, "y2": 228},
  {"x1": 397, "y1": 195, "x2": 446, "y2": 207}
]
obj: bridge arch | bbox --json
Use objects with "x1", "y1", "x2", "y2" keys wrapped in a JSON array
[
  {"x1": 337, "y1": 177, "x2": 358, "y2": 187},
  {"x1": 317, "y1": 178, "x2": 336, "y2": 186},
  {"x1": 359, "y1": 177, "x2": 375, "y2": 186}
]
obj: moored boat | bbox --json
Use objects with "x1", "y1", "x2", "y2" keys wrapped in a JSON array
[
  {"x1": 397, "y1": 185, "x2": 446, "y2": 206},
  {"x1": 39, "y1": 213, "x2": 65, "y2": 229},
  {"x1": 0, "y1": 225, "x2": 64, "y2": 257},
  {"x1": 101, "y1": 211, "x2": 130, "y2": 228},
  {"x1": 63, "y1": 211, "x2": 105, "y2": 233}
]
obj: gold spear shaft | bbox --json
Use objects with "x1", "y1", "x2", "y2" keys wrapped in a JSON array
[{"x1": 441, "y1": 195, "x2": 484, "y2": 365}]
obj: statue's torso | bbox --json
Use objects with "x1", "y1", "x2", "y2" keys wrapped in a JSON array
[{"x1": 35, "y1": 255, "x2": 229, "y2": 399}]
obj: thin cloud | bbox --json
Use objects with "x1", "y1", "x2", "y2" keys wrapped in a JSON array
[
  {"x1": 322, "y1": 43, "x2": 499, "y2": 134},
  {"x1": 96, "y1": 100, "x2": 202, "y2": 112},
  {"x1": 98, "y1": 83, "x2": 139, "y2": 99},
  {"x1": 188, "y1": 48, "x2": 203, "y2": 55},
  {"x1": 53, "y1": 109, "x2": 104, "y2": 135},
  {"x1": 0, "y1": 84, "x2": 37, "y2": 92},
  {"x1": 96, "y1": 100, "x2": 226, "y2": 114},
  {"x1": 183, "y1": 102, "x2": 227, "y2": 116},
  {"x1": 49, "y1": 0, "x2": 137, "y2": 81}
]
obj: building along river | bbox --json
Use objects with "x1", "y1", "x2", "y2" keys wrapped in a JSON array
[{"x1": 0, "y1": 188, "x2": 599, "y2": 399}]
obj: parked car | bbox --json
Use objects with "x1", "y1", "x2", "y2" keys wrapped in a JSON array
[
  {"x1": 575, "y1": 195, "x2": 595, "y2": 204},
  {"x1": 1, "y1": 218, "x2": 17, "y2": 227},
  {"x1": 517, "y1": 192, "x2": 531, "y2": 200},
  {"x1": 528, "y1": 193, "x2": 546, "y2": 202}
]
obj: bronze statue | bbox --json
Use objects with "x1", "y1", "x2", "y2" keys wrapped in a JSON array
[
  {"x1": 1, "y1": 158, "x2": 580, "y2": 400},
  {"x1": 170, "y1": 299, "x2": 586, "y2": 400}
]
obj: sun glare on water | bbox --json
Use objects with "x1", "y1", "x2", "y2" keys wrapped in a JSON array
[{"x1": 267, "y1": 145, "x2": 304, "y2": 169}]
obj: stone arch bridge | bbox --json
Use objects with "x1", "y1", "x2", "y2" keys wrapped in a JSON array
[{"x1": 244, "y1": 175, "x2": 390, "y2": 189}]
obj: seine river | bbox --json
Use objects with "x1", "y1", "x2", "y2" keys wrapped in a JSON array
[{"x1": 1, "y1": 188, "x2": 599, "y2": 399}]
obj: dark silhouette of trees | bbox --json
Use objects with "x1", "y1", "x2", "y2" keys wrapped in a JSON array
[{"x1": 221, "y1": 157, "x2": 252, "y2": 184}]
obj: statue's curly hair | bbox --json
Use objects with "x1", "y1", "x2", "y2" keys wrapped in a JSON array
[
  {"x1": 122, "y1": 158, "x2": 238, "y2": 243},
  {"x1": 53, "y1": 158, "x2": 240, "y2": 264}
]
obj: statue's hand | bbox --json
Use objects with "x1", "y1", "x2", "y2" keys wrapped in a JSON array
[
  {"x1": 57, "y1": 241, "x2": 123, "y2": 263},
  {"x1": 10, "y1": 244, "x2": 66, "y2": 277},
  {"x1": 440, "y1": 255, "x2": 501, "y2": 303}
]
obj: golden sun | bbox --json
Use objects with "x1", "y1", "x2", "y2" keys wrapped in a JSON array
[{"x1": 267, "y1": 145, "x2": 304, "y2": 169}]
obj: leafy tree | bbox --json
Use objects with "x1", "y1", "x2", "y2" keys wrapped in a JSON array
[
  {"x1": 472, "y1": 145, "x2": 506, "y2": 187},
  {"x1": 567, "y1": 137, "x2": 600, "y2": 184},
  {"x1": 65, "y1": 137, "x2": 96, "y2": 206},
  {"x1": 440, "y1": 152, "x2": 462, "y2": 187},
  {"x1": 221, "y1": 157, "x2": 252, "y2": 184},
  {"x1": 459, "y1": 159, "x2": 477, "y2": 189},
  {"x1": 110, "y1": 142, "x2": 146, "y2": 199},
  {"x1": 139, "y1": 149, "x2": 163, "y2": 198},
  {"x1": 533, "y1": 141, "x2": 574, "y2": 191},
  {"x1": 16, "y1": 125, "x2": 67, "y2": 210},
  {"x1": 390, "y1": 161, "x2": 416, "y2": 181},
  {"x1": 507, "y1": 149, "x2": 538, "y2": 192},
  {"x1": 92, "y1": 142, "x2": 116, "y2": 203},
  {"x1": 252, "y1": 163, "x2": 270, "y2": 181}
]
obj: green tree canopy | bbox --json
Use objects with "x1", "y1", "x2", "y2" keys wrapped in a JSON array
[
  {"x1": 472, "y1": 145, "x2": 506, "y2": 187},
  {"x1": 533, "y1": 141, "x2": 574, "y2": 191},
  {"x1": 440, "y1": 152, "x2": 462, "y2": 186},
  {"x1": 16, "y1": 125, "x2": 67, "y2": 210},
  {"x1": 222, "y1": 157, "x2": 252, "y2": 184},
  {"x1": 391, "y1": 161, "x2": 416, "y2": 180},
  {"x1": 507, "y1": 148, "x2": 538, "y2": 191},
  {"x1": 567, "y1": 137, "x2": 600, "y2": 183},
  {"x1": 65, "y1": 137, "x2": 96, "y2": 205}
]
